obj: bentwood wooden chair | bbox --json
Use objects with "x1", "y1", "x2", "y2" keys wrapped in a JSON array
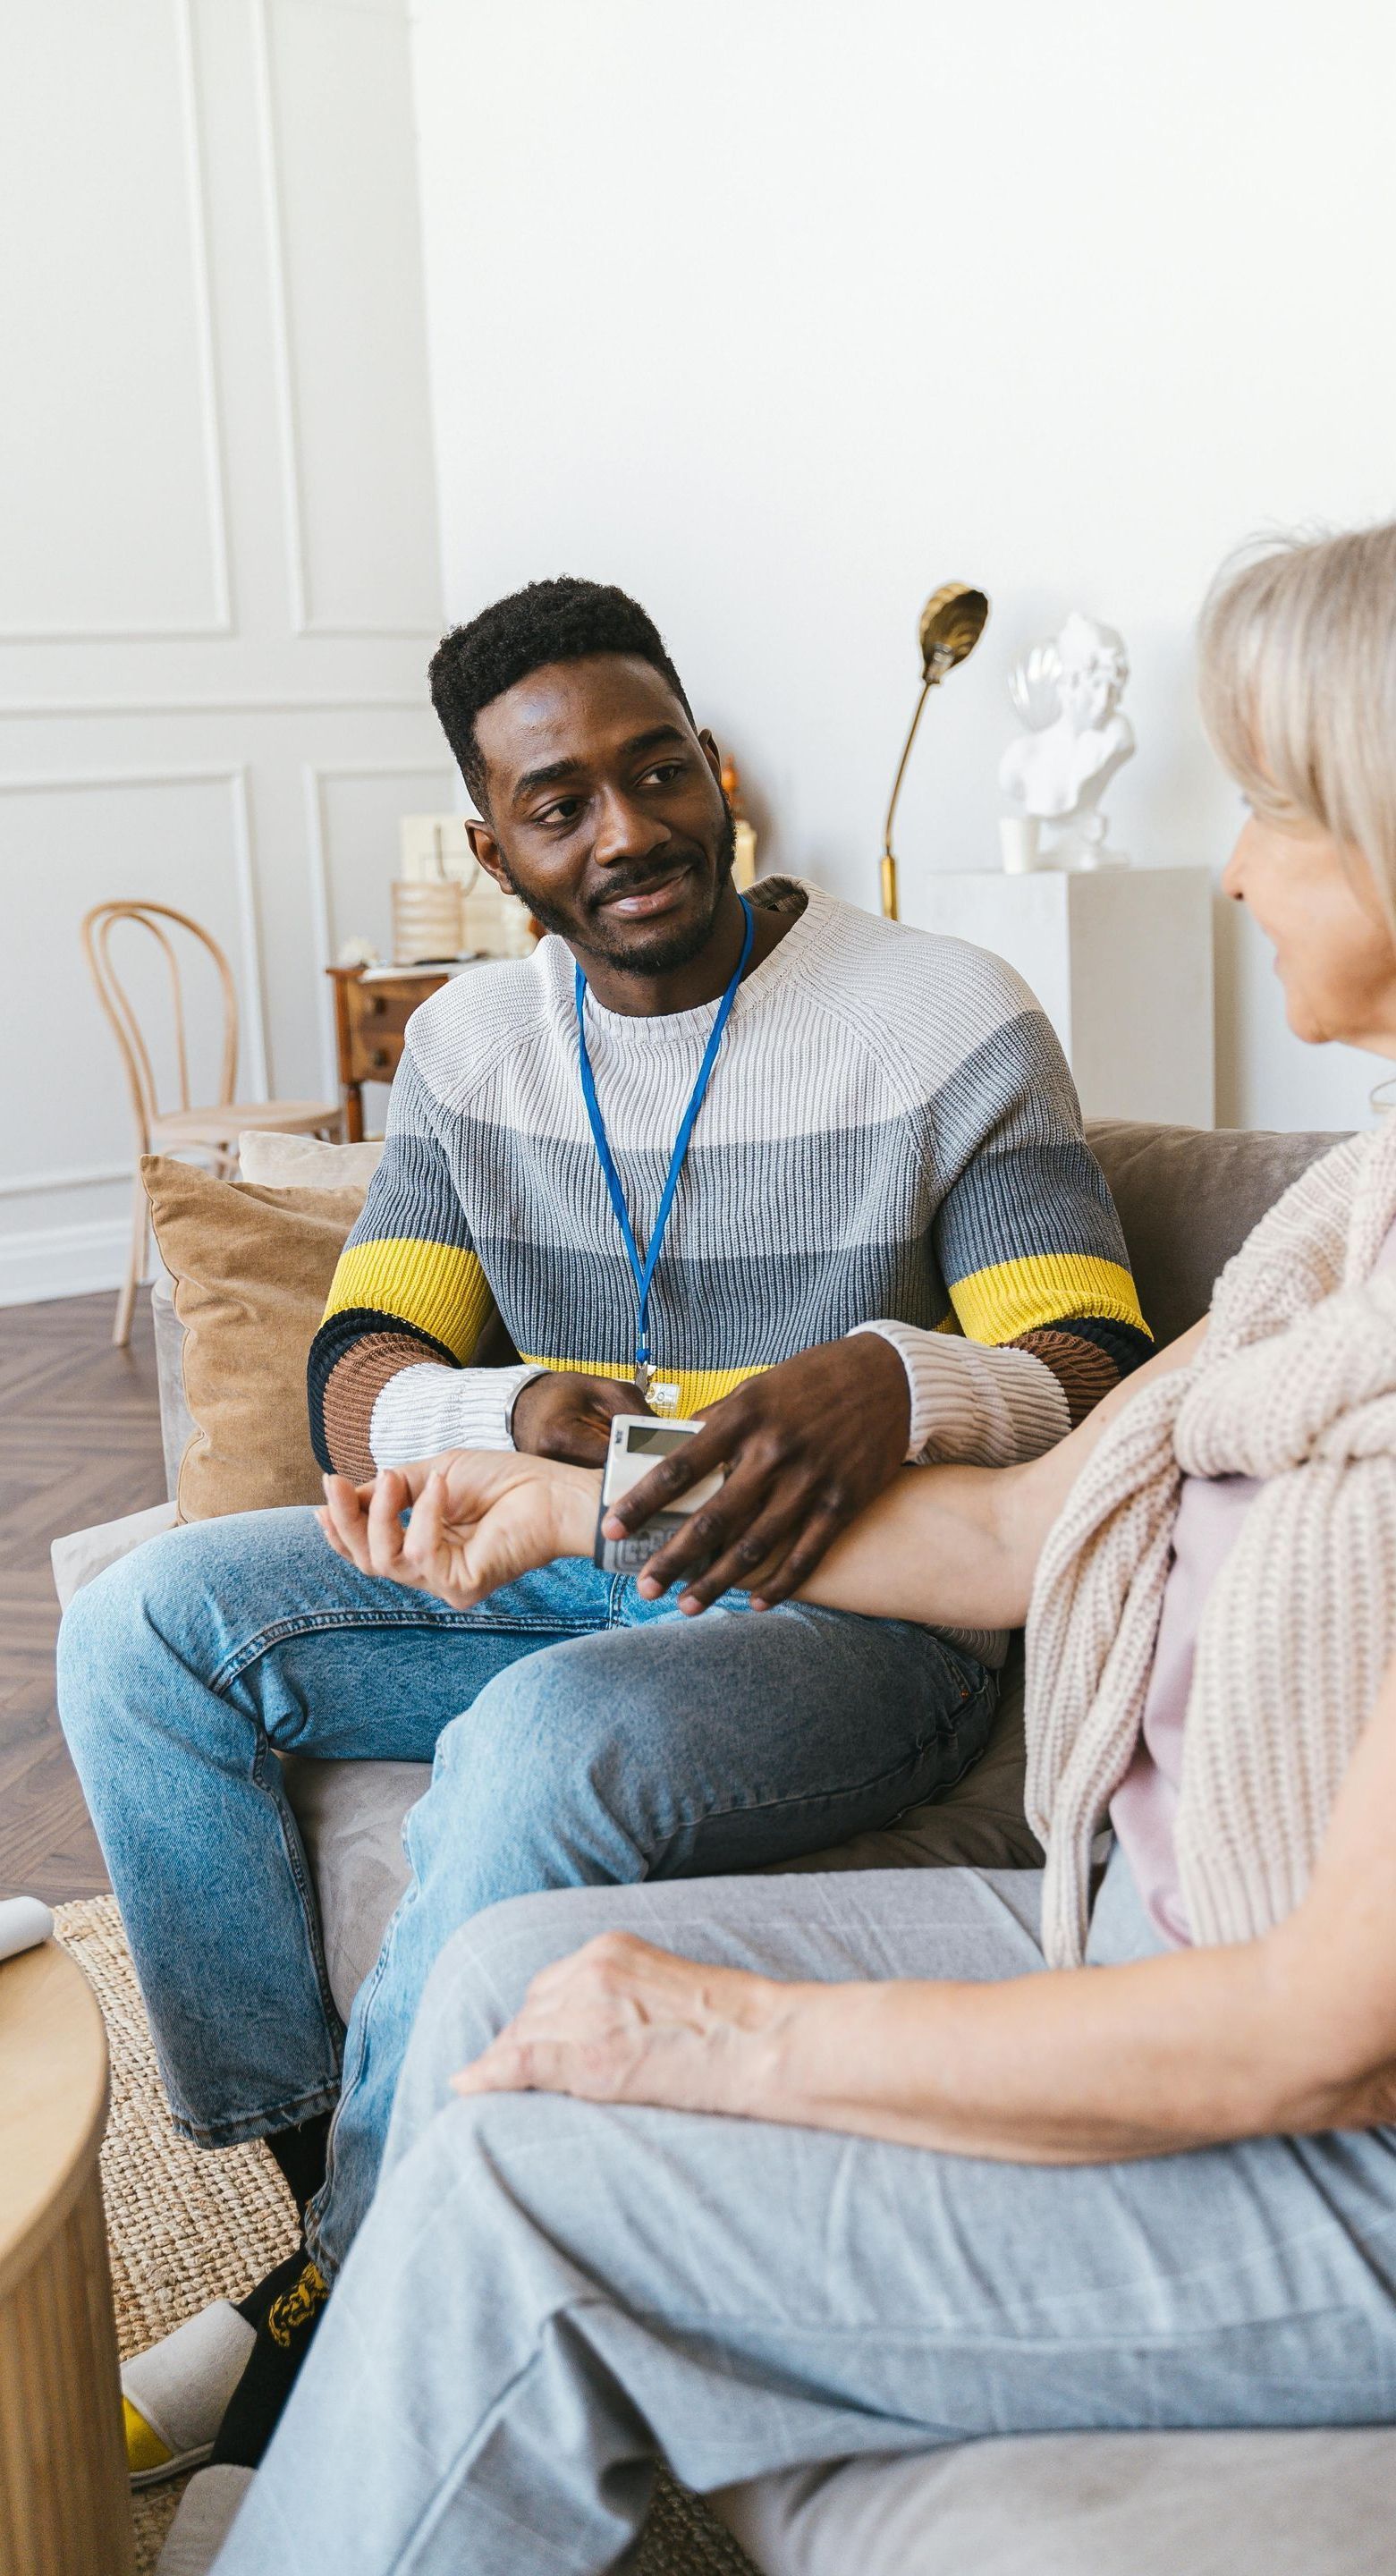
[{"x1": 81, "y1": 901, "x2": 343, "y2": 1346}]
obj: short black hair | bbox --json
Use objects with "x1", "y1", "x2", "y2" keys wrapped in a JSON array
[{"x1": 428, "y1": 576, "x2": 694, "y2": 812}]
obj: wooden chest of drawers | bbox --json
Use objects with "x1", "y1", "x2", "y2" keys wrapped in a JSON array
[{"x1": 326, "y1": 966, "x2": 450, "y2": 1139}]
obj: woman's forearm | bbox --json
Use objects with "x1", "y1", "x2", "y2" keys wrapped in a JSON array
[
  {"x1": 732, "y1": 1626, "x2": 1396, "y2": 2162},
  {"x1": 459, "y1": 1909, "x2": 1365, "y2": 2162},
  {"x1": 382, "y1": 1320, "x2": 1204, "y2": 1632},
  {"x1": 742, "y1": 1936, "x2": 1340, "y2": 2163},
  {"x1": 792, "y1": 1459, "x2": 1036, "y2": 1627},
  {"x1": 457, "y1": 1624, "x2": 1396, "y2": 2162},
  {"x1": 794, "y1": 1320, "x2": 1207, "y2": 1629},
  {"x1": 529, "y1": 1436, "x2": 1038, "y2": 1627}
]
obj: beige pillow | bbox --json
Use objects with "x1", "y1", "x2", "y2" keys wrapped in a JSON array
[
  {"x1": 141, "y1": 1157, "x2": 366, "y2": 1521},
  {"x1": 238, "y1": 1130, "x2": 385, "y2": 1191}
]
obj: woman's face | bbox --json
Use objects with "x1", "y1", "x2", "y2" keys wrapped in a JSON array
[{"x1": 1223, "y1": 811, "x2": 1396, "y2": 1058}]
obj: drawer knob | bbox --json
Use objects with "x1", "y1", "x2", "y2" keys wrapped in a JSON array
[{"x1": 368, "y1": 1046, "x2": 391, "y2": 1071}]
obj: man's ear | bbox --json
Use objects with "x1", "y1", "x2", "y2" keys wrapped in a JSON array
[
  {"x1": 466, "y1": 818, "x2": 512, "y2": 894},
  {"x1": 698, "y1": 728, "x2": 723, "y2": 789}
]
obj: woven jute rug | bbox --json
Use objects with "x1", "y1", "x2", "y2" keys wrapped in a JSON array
[{"x1": 55, "y1": 1895, "x2": 757, "y2": 2576}]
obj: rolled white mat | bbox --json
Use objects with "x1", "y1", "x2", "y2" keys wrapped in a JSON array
[{"x1": 0, "y1": 1894, "x2": 55, "y2": 1962}]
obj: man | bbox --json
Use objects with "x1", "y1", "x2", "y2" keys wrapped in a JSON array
[{"x1": 59, "y1": 576, "x2": 1149, "y2": 2488}]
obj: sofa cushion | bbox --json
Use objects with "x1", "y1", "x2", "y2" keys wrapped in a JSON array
[
  {"x1": 281, "y1": 1755, "x2": 426, "y2": 2022},
  {"x1": 1085, "y1": 1119, "x2": 1344, "y2": 1348},
  {"x1": 713, "y1": 2426, "x2": 1396, "y2": 2575},
  {"x1": 50, "y1": 1500, "x2": 179, "y2": 1613},
  {"x1": 237, "y1": 1130, "x2": 385, "y2": 1191}
]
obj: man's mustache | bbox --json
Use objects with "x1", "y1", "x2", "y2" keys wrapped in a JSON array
[{"x1": 588, "y1": 851, "x2": 700, "y2": 911}]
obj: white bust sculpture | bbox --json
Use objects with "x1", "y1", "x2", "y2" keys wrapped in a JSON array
[{"x1": 999, "y1": 612, "x2": 1134, "y2": 863}]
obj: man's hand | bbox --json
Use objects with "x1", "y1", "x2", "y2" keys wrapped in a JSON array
[
  {"x1": 512, "y1": 1370, "x2": 651, "y2": 1467},
  {"x1": 317, "y1": 1450, "x2": 598, "y2": 1608},
  {"x1": 452, "y1": 1931, "x2": 783, "y2": 2121},
  {"x1": 604, "y1": 1333, "x2": 911, "y2": 1614}
]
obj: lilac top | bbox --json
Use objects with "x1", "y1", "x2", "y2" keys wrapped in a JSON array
[
  {"x1": 1111, "y1": 1214, "x2": 1396, "y2": 1945},
  {"x1": 1108, "y1": 1470, "x2": 1259, "y2": 1945}
]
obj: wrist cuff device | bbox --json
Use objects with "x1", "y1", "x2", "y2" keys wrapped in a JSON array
[{"x1": 593, "y1": 1414, "x2": 723, "y2": 1574}]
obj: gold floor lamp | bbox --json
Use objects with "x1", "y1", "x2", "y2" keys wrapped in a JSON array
[{"x1": 879, "y1": 582, "x2": 990, "y2": 920}]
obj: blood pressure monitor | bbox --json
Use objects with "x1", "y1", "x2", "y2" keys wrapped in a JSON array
[{"x1": 593, "y1": 1415, "x2": 723, "y2": 1574}]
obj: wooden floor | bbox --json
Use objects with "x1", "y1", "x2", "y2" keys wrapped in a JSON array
[{"x1": 0, "y1": 1289, "x2": 166, "y2": 1902}]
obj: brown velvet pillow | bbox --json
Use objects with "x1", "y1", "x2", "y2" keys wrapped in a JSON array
[{"x1": 140, "y1": 1157, "x2": 366, "y2": 1521}]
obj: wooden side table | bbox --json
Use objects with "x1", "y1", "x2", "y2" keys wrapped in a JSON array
[
  {"x1": 0, "y1": 1939, "x2": 133, "y2": 2575},
  {"x1": 325, "y1": 965, "x2": 450, "y2": 1140}
]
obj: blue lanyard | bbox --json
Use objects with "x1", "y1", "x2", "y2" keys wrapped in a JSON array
[{"x1": 575, "y1": 895, "x2": 755, "y2": 1385}]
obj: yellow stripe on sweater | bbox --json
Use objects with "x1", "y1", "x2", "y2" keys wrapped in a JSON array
[
  {"x1": 519, "y1": 1355, "x2": 766, "y2": 1419},
  {"x1": 323, "y1": 1238, "x2": 495, "y2": 1361},
  {"x1": 949, "y1": 1252, "x2": 1148, "y2": 1348}
]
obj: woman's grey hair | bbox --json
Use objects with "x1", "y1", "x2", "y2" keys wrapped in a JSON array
[{"x1": 1197, "y1": 521, "x2": 1396, "y2": 928}]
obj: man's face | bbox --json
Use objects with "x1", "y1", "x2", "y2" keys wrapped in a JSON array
[{"x1": 468, "y1": 655, "x2": 735, "y2": 977}]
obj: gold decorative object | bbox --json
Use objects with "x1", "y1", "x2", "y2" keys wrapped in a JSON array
[{"x1": 879, "y1": 581, "x2": 990, "y2": 919}]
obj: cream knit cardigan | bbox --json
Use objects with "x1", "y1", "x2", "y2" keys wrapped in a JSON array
[{"x1": 1025, "y1": 1114, "x2": 1396, "y2": 1968}]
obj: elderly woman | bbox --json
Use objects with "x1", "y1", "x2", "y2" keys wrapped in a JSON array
[{"x1": 204, "y1": 524, "x2": 1396, "y2": 2575}]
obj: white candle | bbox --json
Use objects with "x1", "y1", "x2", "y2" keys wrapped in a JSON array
[{"x1": 999, "y1": 816, "x2": 1041, "y2": 874}]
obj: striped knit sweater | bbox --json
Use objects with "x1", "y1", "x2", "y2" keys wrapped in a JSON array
[{"x1": 309, "y1": 879, "x2": 1151, "y2": 1487}]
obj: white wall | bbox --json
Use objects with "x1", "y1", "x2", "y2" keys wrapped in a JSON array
[
  {"x1": 410, "y1": 0, "x2": 1396, "y2": 1136},
  {"x1": 0, "y1": 0, "x2": 451, "y2": 1304}
]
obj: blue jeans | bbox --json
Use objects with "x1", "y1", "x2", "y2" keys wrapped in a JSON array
[
  {"x1": 211, "y1": 1850, "x2": 1396, "y2": 2576},
  {"x1": 56, "y1": 1504, "x2": 994, "y2": 2275}
]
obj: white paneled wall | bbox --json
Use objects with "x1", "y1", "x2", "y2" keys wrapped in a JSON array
[
  {"x1": 0, "y1": 0, "x2": 446, "y2": 1303},
  {"x1": 411, "y1": 0, "x2": 1396, "y2": 1138}
]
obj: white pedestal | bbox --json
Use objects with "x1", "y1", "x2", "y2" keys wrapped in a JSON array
[{"x1": 904, "y1": 866, "x2": 1214, "y2": 1129}]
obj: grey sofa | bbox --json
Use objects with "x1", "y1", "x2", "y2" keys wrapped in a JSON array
[{"x1": 54, "y1": 1117, "x2": 1395, "y2": 2572}]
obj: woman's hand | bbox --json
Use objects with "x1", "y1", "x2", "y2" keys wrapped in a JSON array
[
  {"x1": 317, "y1": 1449, "x2": 599, "y2": 1607},
  {"x1": 453, "y1": 1932, "x2": 783, "y2": 2120}
]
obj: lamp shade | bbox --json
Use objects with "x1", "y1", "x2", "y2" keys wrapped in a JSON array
[{"x1": 918, "y1": 583, "x2": 989, "y2": 682}]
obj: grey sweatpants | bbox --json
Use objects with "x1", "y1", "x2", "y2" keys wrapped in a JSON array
[{"x1": 213, "y1": 1853, "x2": 1396, "y2": 2574}]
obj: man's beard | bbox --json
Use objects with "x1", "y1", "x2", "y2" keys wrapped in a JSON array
[{"x1": 497, "y1": 803, "x2": 737, "y2": 979}]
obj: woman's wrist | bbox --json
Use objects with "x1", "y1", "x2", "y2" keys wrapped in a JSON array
[
  {"x1": 544, "y1": 1462, "x2": 604, "y2": 1561},
  {"x1": 717, "y1": 1975, "x2": 821, "y2": 2120},
  {"x1": 728, "y1": 1979, "x2": 904, "y2": 2130}
]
